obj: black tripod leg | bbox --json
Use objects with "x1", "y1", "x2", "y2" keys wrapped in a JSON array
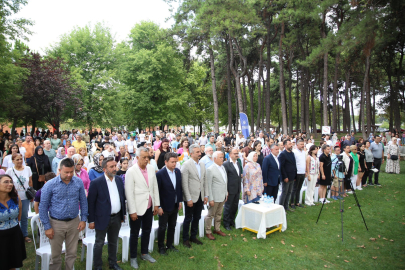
[
  {"x1": 316, "y1": 197, "x2": 327, "y2": 224},
  {"x1": 339, "y1": 178, "x2": 344, "y2": 242},
  {"x1": 349, "y1": 182, "x2": 369, "y2": 231}
]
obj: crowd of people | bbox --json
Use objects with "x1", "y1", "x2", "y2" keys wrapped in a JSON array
[{"x1": 0, "y1": 127, "x2": 402, "y2": 269}]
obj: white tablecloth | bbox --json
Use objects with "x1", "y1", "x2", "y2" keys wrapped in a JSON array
[{"x1": 235, "y1": 201, "x2": 287, "y2": 239}]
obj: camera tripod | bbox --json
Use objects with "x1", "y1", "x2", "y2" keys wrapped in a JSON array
[{"x1": 316, "y1": 162, "x2": 368, "y2": 242}]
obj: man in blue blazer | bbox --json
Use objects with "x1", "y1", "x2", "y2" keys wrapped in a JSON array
[
  {"x1": 88, "y1": 157, "x2": 126, "y2": 270},
  {"x1": 262, "y1": 144, "x2": 282, "y2": 202},
  {"x1": 156, "y1": 152, "x2": 183, "y2": 255},
  {"x1": 278, "y1": 140, "x2": 297, "y2": 212}
]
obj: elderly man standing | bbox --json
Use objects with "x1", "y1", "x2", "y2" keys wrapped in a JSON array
[
  {"x1": 369, "y1": 136, "x2": 384, "y2": 186},
  {"x1": 205, "y1": 151, "x2": 228, "y2": 240},
  {"x1": 200, "y1": 146, "x2": 214, "y2": 169},
  {"x1": 50, "y1": 134, "x2": 61, "y2": 150},
  {"x1": 39, "y1": 158, "x2": 88, "y2": 270},
  {"x1": 125, "y1": 147, "x2": 160, "y2": 268},
  {"x1": 43, "y1": 139, "x2": 56, "y2": 164},
  {"x1": 72, "y1": 134, "x2": 86, "y2": 153},
  {"x1": 262, "y1": 144, "x2": 281, "y2": 202},
  {"x1": 181, "y1": 144, "x2": 208, "y2": 248},
  {"x1": 278, "y1": 140, "x2": 297, "y2": 212},
  {"x1": 222, "y1": 148, "x2": 243, "y2": 230}
]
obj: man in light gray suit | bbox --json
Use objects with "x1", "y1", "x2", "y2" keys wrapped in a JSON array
[
  {"x1": 205, "y1": 151, "x2": 228, "y2": 240},
  {"x1": 181, "y1": 144, "x2": 208, "y2": 248}
]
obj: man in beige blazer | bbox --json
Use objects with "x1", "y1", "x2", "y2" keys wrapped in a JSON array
[
  {"x1": 125, "y1": 147, "x2": 160, "y2": 269},
  {"x1": 205, "y1": 151, "x2": 228, "y2": 240},
  {"x1": 181, "y1": 144, "x2": 208, "y2": 248}
]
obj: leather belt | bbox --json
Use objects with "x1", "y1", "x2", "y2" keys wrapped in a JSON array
[{"x1": 51, "y1": 216, "x2": 74, "y2": 222}]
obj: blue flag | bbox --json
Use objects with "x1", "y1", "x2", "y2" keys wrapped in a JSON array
[{"x1": 239, "y1": 113, "x2": 250, "y2": 139}]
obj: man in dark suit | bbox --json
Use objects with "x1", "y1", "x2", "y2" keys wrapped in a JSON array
[
  {"x1": 88, "y1": 157, "x2": 126, "y2": 270},
  {"x1": 278, "y1": 140, "x2": 297, "y2": 212},
  {"x1": 222, "y1": 148, "x2": 243, "y2": 231},
  {"x1": 156, "y1": 152, "x2": 183, "y2": 255},
  {"x1": 262, "y1": 144, "x2": 281, "y2": 201}
]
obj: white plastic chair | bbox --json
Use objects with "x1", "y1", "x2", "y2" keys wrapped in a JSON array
[
  {"x1": 118, "y1": 213, "x2": 130, "y2": 262},
  {"x1": 81, "y1": 223, "x2": 108, "y2": 270},
  {"x1": 174, "y1": 211, "x2": 185, "y2": 246},
  {"x1": 148, "y1": 220, "x2": 159, "y2": 252},
  {"x1": 31, "y1": 214, "x2": 66, "y2": 270},
  {"x1": 199, "y1": 205, "x2": 209, "y2": 238},
  {"x1": 28, "y1": 201, "x2": 36, "y2": 219},
  {"x1": 238, "y1": 200, "x2": 244, "y2": 211}
]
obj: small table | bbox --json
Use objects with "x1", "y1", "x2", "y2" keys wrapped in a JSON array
[{"x1": 235, "y1": 201, "x2": 287, "y2": 239}]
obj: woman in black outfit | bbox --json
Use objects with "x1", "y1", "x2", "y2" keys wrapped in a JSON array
[
  {"x1": 155, "y1": 138, "x2": 170, "y2": 169},
  {"x1": 27, "y1": 146, "x2": 51, "y2": 190},
  {"x1": 253, "y1": 140, "x2": 264, "y2": 168},
  {"x1": 357, "y1": 143, "x2": 366, "y2": 189}
]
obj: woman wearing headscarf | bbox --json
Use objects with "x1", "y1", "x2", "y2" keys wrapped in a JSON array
[
  {"x1": 72, "y1": 154, "x2": 90, "y2": 194},
  {"x1": 386, "y1": 137, "x2": 400, "y2": 174},
  {"x1": 27, "y1": 146, "x2": 51, "y2": 190},
  {"x1": 242, "y1": 152, "x2": 264, "y2": 204},
  {"x1": 52, "y1": 147, "x2": 66, "y2": 174},
  {"x1": 332, "y1": 133, "x2": 338, "y2": 146},
  {"x1": 88, "y1": 153, "x2": 104, "y2": 181}
]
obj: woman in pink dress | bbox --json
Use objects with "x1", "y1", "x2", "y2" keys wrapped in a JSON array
[{"x1": 72, "y1": 154, "x2": 90, "y2": 195}]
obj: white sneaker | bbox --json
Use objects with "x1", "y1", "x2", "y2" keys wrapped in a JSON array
[
  {"x1": 319, "y1": 198, "x2": 325, "y2": 203},
  {"x1": 356, "y1": 186, "x2": 363, "y2": 190},
  {"x1": 311, "y1": 203, "x2": 316, "y2": 206},
  {"x1": 324, "y1": 199, "x2": 330, "y2": 203},
  {"x1": 347, "y1": 191, "x2": 353, "y2": 194}
]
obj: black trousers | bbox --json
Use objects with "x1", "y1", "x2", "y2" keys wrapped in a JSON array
[
  {"x1": 369, "y1": 158, "x2": 381, "y2": 184},
  {"x1": 291, "y1": 174, "x2": 305, "y2": 205},
  {"x1": 130, "y1": 207, "x2": 153, "y2": 257},
  {"x1": 279, "y1": 180, "x2": 294, "y2": 210},
  {"x1": 223, "y1": 193, "x2": 239, "y2": 227},
  {"x1": 158, "y1": 204, "x2": 178, "y2": 249},
  {"x1": 264, "y1": 185, "x2": 279, "y2": 202},
  {"x1": 183, "y1": 195, "x2": 203, "y2": 241},
  {"x1": 93, "y1": 213, "x2": 122, "y2": 268},
  {"x1": 362, "y1": 162, "x2": 372, "y2": 185}
]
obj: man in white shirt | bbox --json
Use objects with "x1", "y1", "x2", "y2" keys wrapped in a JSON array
[
  {"x1": 235, "y1": 133, "x2": 245, "y2": 147},
  {"x1": 325, "y1": 135, "x2": 333, "y2": 146},
  {"x1": 204, "y1": 151, "x2": 228, "y2": 240},
  {"x1": 115, "y1": 134, "x2": 126, "y2": 152},
  {"x1": 199, "y1": 132, "x2": 208, "y2": 146},
  {"x1": 257, "y1": 132, "x2": 265, "y2": 145},
  {"x1": 138, "y1": 130, "x2": 146, "y2": 143},
  {"x1": 87, "y1": 157, "x2": 126, "y2": 270},
  {"x1": 102, "y1": 144, "x2": 118, "y2": 159},
  {"x1": 126, "y1": 136, "x2": 137, "y2": 157},
  {"x1": 290, "y1": 139, "x2": 306, "y2": 208}
]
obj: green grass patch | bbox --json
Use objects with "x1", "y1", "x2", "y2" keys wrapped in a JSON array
[{"x1": 22, "y1": 161, "x2": 405, "y2": 269}]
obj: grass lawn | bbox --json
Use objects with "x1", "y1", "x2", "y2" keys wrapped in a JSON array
[{"x1": 21, "y1": 160, "x2": 405, "y2": 270}]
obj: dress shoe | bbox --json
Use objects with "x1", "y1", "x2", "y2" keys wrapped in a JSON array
[
  {"x1": 190, "y1": 238, "x2": 203, "y2": 245},
  {"x1": 206, "y1": 233, "x2": 216, "y2": 240},
  {"x1": 167, "y1": 245, "x2": 179, "y2": 252},
  {"x1": 213, "y1": 230, "x2": 226, "y2": 236},
  {"x1": 183, "y1": 240, "x2": 192, "y2": 248},
  {"x1": 290, "y1": 204, "x2": 296, "y2": 209},
  {"x1": 109, "y1": 263, "x2": 123, "y2": 270},
  {"x1": 159, "y1": 247, "x2": 167, "y2": 256},
  {"x1": 225, "y1": 226, "x2": 232, "y2": 231},
  {"x1": 130, "y1": 258, "x2": 139, "y2": 269},
  {"x1": 295, "y1": 204, "x2": 304, "y2": 208},
  {"x1": 141, "y1": 254, "x2": 156, "y2": 263},
  {"x1": 287, "y1": 208, "x2": 295, "y2": 212}
]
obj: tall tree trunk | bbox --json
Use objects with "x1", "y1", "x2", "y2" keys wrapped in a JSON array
[
  {"x1": 287, "y1": 50, "x2": 293, "y2": 134},
  {"x1": 345, "y1": 70, "x2": 351, "y2": 133},
  {"x1": 296, "y1": 70, "x2": 300, "y2": 131},
  {"x1": 257, "y1": 47, "x2": 264, "y2": 130},
  {"x1": 361, "y1": 55, "x2": 370, "y2": 139},
  {"x1": 242, "y1": 76, "x2": 248, "y2": 113},
  {"x1": 266, "y1": 27, "x2": 272, "y2": 132},
  {"x1": 366, "y1": 66, "x2": 372, "y2": 135},
  {"x1": 305, "y1": 69, "x2": 310, "y2": 133},
  {"x1": 226, "y1": 38, "x2": 233, "y2": 133},
  {"x1": 11, "y1": 117, "x2": 17, "y2": 140},
  {"x1": 350, "y1": 86, "x2": 356, "y2": 133},
  {"x1": 209, "y1": 44, "x2": 219, "y2": 132},
  {"x1": 248, "y1": 74, "x2": 255, "y2": 134},
  {"x1": 279, "y1": 22, "x2": 288, "y2": 134},
  {"x1": 311, "y1": 77, "x2": 316, "y2": 133},
  {"x1": 31, "y1": 118, "x2": 37, "y2": 136},
  {"x1": 394, "y1": 49, "x2": 404, "y2": 130},
  {"x1": 229, "y1": 37, "x2": 247, "y2": 114},
  {"x1": 332, "y1": 53, "x2": 340, "y2": 132},
  {"x1": 300, "y1": 69, "x2": 305, "y2": 131},
  {"x1": 322, "y1": 12, "x2": 328, "y2": 127}
]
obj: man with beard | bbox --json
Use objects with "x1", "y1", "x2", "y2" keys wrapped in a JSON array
[{"x1": 88, "y1": 157, "x2": 126, "y2": 270}]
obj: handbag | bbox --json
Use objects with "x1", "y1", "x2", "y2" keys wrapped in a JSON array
[
  {"x1": 34, "y1": 158, "x2": 46, "y2": 182},
  {"x1": 390, "y1": 155, "x2": 398, "y2": 160},
  {"x1": 12, "y1": 168, "x2": 36, "y2": 200}
]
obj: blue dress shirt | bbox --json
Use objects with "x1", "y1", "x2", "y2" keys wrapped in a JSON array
[
  {"x1": 39, "y1": 175, "x2": 88, "y2": 230},
  {"x1": 166, "y1": 167, "x2": 177, "y2": 203}
]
